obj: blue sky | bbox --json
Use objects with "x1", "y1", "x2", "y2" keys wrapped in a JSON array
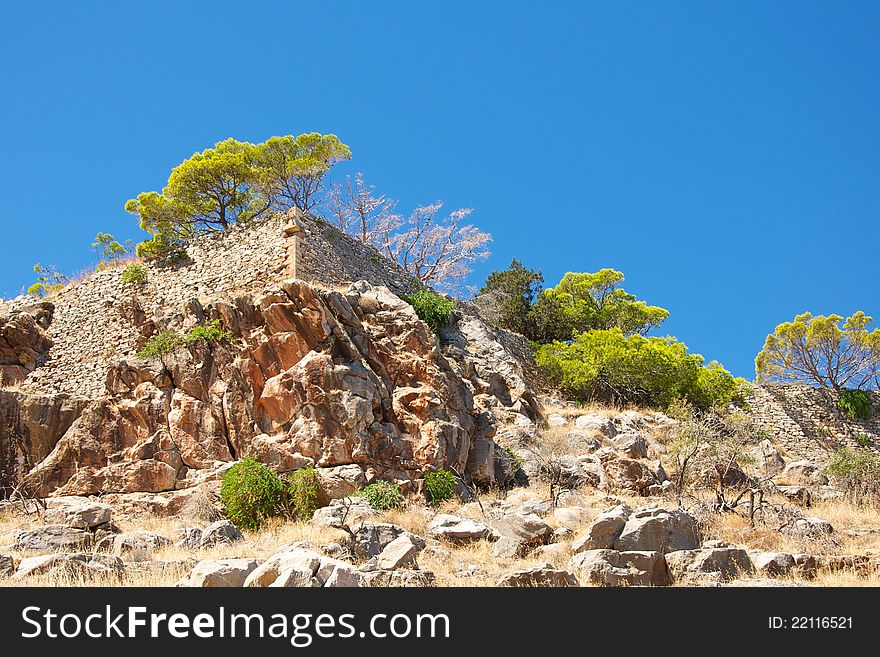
[{"x1": 1, "y1": 1, "x2": 878, "y2": 380}]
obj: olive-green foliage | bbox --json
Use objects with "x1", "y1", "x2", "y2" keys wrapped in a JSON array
[
  {"x1": 287, "y1": 467, "x2": 320, "y2": 521},
  {"x1": 92, "y1": 232, "x2": 126, "y2": 269},
  {"x1": 424, "y1": 469, "x2": 456, "y2": 507},
  {"x1": 125, "y1": 134, "x2": 351, "y2": 257},
  {"x1": 756, "y1": 312, "x2": 880, "y2": 391},
  {"x1": 827, "y1": 448, "x2": 880, "y2": 506},
  {"x1": 220, "y1": 457, "x2": 292, "y2": 531},
  {"x1": 855, "y1": 434, "x2": 872, "y2": 448},
  {"x1": 535, "y1": 328, "x2": 744, "y2": 410},
  {"x1": 838, "y1": 389, "x2": 873, "y2": 421},
  {"x1": 503, "y1": 445, "x2": 524, "y2": 471},
  {"x1": 136, "y1": 331, "x2": 185, "y2": 359},
  {"x1": 120, "y1": 264, "x2": 148, "y2": 285},
  {"x1": 401, "y1": 288, "x2": 455, "y2": 333},
  {"x1": 185, "y1": 319, "x2": 234, "y2": 345},
  {"x1": 357, "y1": 480, "x2": 406, "y2": 511},
  {"x1": 27, "y1": 264, "x2": 68, "y2": 298}
]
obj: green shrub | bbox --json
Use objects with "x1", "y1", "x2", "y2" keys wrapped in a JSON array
[
  {"x1": 826, "y1": 448, "x2": 880, "y2": 506},
  {"x1": 424, "y1": 469, "x2": 456, "y2": 507},
  {"x1": 220, "y1": 457, "x2": 292, "y2": 531},
  {"x1": 535, "y1": 328, "x2": 744, "y2": 411},
  {"x1": 855, "y1": 434, "x2": 872, "y2": 448},
  {"x1": 502, "y1": 446, "x2": 523, "y2": 471},
  {"x1": 356, "y1": 480, "x2": 406, "y2": 511},
  {"x1": 185, "y1": 319, "x2": 234, "y2": 345},
  {"x1": 401, "y1": 288, "x2": 455, "y2": 333},
  {"x1": 838, "y1": 389, "x2": 873, "y2": 421},
  {"x1": 120, "y1": 264, "x2": 148, "y2": 285},
  {"x1": 287, "y1": 467, "x2": 320, "y2": 520},
  {"x1": 136, "y1": 330, "x2": 185, "y2": 359}
]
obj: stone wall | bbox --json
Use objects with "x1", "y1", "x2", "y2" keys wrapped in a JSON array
[
  {"x1": 1, "y1": 211, "x2": 420, "y2": 399},
  {"x1": 747, "y1": 383, "x2": 880, "y2": 464}
]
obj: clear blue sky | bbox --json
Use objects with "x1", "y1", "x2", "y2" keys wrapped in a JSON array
[{"x1": 1, "y1": 1, "x2": 878, "y2": 380}]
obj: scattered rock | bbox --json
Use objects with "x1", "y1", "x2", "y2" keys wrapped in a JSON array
[
  {"x1": 613, "y1": 507, "x2": 700, "y2": 553},
  {"x1": 574, "y1": 414, "x2": 617, "y2": 437},
  {"x1": 13, "y1": 553, "x2": 124, "y2": 581},
  {"x1": 376, "y1": 534, "x2": 425, "y2": 570},
  {"x1": 569, "y1": 549, "x2": 669, "y2": 587},
  {"x1": 199, "y1": 520, "x2": 244, "y2": 548},
  {"x1": 750, "y1": 440, "x2": 785, "y2": 477},
  {"x1": 612, "y1": 433, "x2": 648, "y2": 459},
  {"x1": 781, "y1": 460, "x2": 820, "y2": 484},
  {"x1": 776, "y1": 485, "x2": 812, "y2": 507},
  {"x1": 311, "y1": 497, "x2": 377, "y2": 527},
  {"x1": 363, "y1": 570, "x2": 436, "y2": 587},
  {"x1": 602, "y1": 457, "x2": 656, "y2": 493},
  {"x1": 497, "y1": 564, "x2": 579, "y2": 587},
  {"x1": 781, "y1": 517, "x2": 833, "y2": 541},
  {"x1": 553, "y1": 506, "x2": 589, "y2": 530},
  {"x1": 428, "y1": 514, "x2": 491, "y2": 543},
  {"x1": 177, "y1": 558, "x2": 260, "y2": 587},
  {"x1": 15, "y1": 525, "x2": 93, "y2": 552},
  {"x1": 43, "y1": 497, "x2": 112, "y2": 528},
  {"x1": 665, "y1": 547, "x2": 754, "y2": 583},
  {"x1": 174, "y1": 527, "x2": 203, "y2": 549},
  {"x1": 111, "y1": 533, "x2": 153, "y2": 562},
  {"x1": 500, "y1": 490, "x2": 552, "y2": 517},
  {"x1": 572, "y1": 504, "x2": 631, "y2": 553},
  {"x1": 244, "y1": 550, "x2": 322, "y2": 587},
  {"x1": 351, "y1": 522, "x2": 406, "y2": 559},
  {"x1": 490, "y1": 513, "x2": 552, "y2": 557},
  {"x1": 547, "y1": 413, "x2": 568, "y2": 428},
  {"x1": 316, "y1": 464, "x2": 367, "y2": 506}
]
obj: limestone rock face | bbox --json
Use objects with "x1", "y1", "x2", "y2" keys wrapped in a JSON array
[{"x1": 5, "y1": 278, "x2": 537, "y2": 498}]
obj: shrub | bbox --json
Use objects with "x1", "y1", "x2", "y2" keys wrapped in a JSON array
[
  {"x1": 401, "y1": 288, "x2": 455, "y2": 333},
  {"x1": 120, "y1": 264, "x2": 148, "y2": 285},
  {"x1": 136, "y1": 330, "x2": 185, "y2": 359},
  {"x1": 535, "y1": 328, "x2": 744, "y2": 411},
  {"x1": 185, "y1": 319, "x2": 234, "y2": 345},
  {"x1": 827, "y1": 448, "x2": 880, "y2": 506},
  {"x1": 287, "y1": 467, "x2": 320, "y2": 520},
  {"x1": 357, "y1": 480, "x2": 406, "y2": 511},
  {"x1": 220, "y1": 457, "x2": 291, "y2": 531},
  {"x1": 855, "y1": 434, "x2": 872, "y2": 448},
  {"x1": 503, "y1": 445, "x2": 523, "y2": 471},
  {"x1": 838, "y1": 389, "x2": 873, "y2": 421},
  {"x1": 424, "y1": 469, "x2": 456, "y2": 507}
]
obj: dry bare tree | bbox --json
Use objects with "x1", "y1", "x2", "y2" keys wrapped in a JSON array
[{"x1": 325, "y1": 173, "x2": 400, "y2": 244}]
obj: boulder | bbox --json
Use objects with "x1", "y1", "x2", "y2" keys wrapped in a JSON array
[
  {"x1": 750, "y1": 439, "x2": 785, "y2": 477},
  {"x1": 574, "y1": 414, "x2": 617, "y2": 437},
  {"x1": 751, "y1": 551, "x2": 796, "y2": 577},
  {"x1": 43, "y1": 497, "x2": 112, "y2": 528},
  {"x1": 199, "y1": 520, "x2": 244, "y2": 548},
  {"x1": 500, "y1": 490, "x2": 553, "y2": 517},
  {"x1": 13, "y1": 553, "x2": 124, "y2": 581},
  {"x1": 569, "y1": 549, "x2": 669, "y2": 587},
  {"x1": 547, "y1": 413, "x2": 568, "y2": 428},
  {"x1": 244, "y1": 550, "x2": 322, "y2": 587},
  {"x1": 351, "y1": 522, "x2": 406, "y2": 559},
  {"x1": 174, "y1": 527, "x2": 203, "y2": 549},
  {"x1": 111, "y1": 534, "x2": 153, "y2": 562},
  {"x1": 553, "y1": 506, "x2": 589, "y2": 530},
  {"x1": 376, "y1": 534, "x2": 425, "y2": 570},
  {"x1": 177, "y1": 558, "x2": 260, "y2": 587},
  {"x1": 15, "y1": 525, "x2": 93, "y2": 552},
  {"x1": 572, "y1": 504, "x2": 631, "y2": 553},
  {"x1": 311, "y1": 497, "x2": 377, "y2": 528},
  {"x1": 613, "y1": 507, "x2": 699, "y2": 553},
  {"x1": 316, "y1": 464, "x2": 367, "y2": 506},
  {"x1": 665, "y1": 547, "x2": 753, "y2": 583},
  {"x1": 497, "y1": 564, "x2": 579, "y2": 587},
  {"x1": 428, "y1": 514, "x2": 492, "y2": 543},
  {"x1": 781, "y1": 517, "x2": 834, "y2": 541},
  {"x1": 363, "y1": 570, "x2": 436, "y2": 587},
  {"x1": 781, "y1": 460, "x2": 820, "y2": 484},
  {"x1": 776, "y1": 485, "x2": 812, "y2": 507},
  {"x1": 612, "y1": 433, "x2": 648, "y2": 459},
  {"x1": 602, "y1": 457, "x2": 656, "y2": 493},
  {"x1": 490, "y1": 513, "x2": 552, "y2": 557},
  {"x1": 613, "y1": 410, "x2": 651, "y2": 433}
]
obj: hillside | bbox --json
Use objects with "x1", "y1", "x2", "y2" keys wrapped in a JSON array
[{"x1": 1, "y1": 209, "x2": 879, "y2": 588}]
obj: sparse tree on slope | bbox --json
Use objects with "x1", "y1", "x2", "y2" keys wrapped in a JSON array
[
  {"x1": 325, "y1": 173, "x2": 398, "y2": 243},
  {"x1": 755, "y1": 311, "x2": 880, "y2": 391}
]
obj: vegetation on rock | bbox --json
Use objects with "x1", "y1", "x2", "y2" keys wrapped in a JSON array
[
  {"x1": 425, "y1": 469, "x2": 456, "y2": 507},
  {"x1": 185, "y1": 319, "x2": 234, "y2": 345},
  {"x1": 838, "y1": 389, "x2": 874, "y2": 421},
  {"x1": 136, "y1": 331, "x2": 185, "y2": 359},
  {"x1": 120, "y1": 264, "x2": 148, "y2": 285},
  {"x1": 27, "y1": 264, "x2": 68, "y2": 297},
  {"x1": 401, "y1": 288, "x2": 455, "y2": 333},
  {"x1": 826, "y1": 448, "x2": 880, "y2": 507}
]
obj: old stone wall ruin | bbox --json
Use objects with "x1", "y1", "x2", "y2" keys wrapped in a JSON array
[{"x1": 747, "y1": 383, "x2": 880, "y2": 464}]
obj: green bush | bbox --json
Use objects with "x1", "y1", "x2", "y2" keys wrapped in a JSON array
[
  {"x1": 120, "y1": 264, "x2": 148, "y2": 285},
  {"x1": 136, "y1": 330, "x2": 185, "y2": 359},
  {"x1": 287, "y1": 467, "x2": 320, "y2": 521},
  {"x1": 535, "y1": 328, "x2": 744, "y2": 411},
  {"x1": 401, "y1": 288, "x2": 455, "y2": 333},
  {"x1": 502, "y1": 445, "x2": 523, "y2": 471},
  {"x1": 855, "y1": 434, "x2": 872, "y2": 448},
  {"x1": 185, "y1": 319, "x2": 234, "y2": 345},
  {"x1": 357, "y1": 480, "x2": 406, "y2": 511},
  {"x1": 220, "y1": 457, "x2": 292, "y2": 531},
  {"x1": 826, "y1": 448, "x2": 880, "y2": 506},
  {"x1": 838, "y1": 389, "x2": 873, "y2": 421},
  {"x1": 424, "y1": 469, "x2": 456, "y2": 507}
]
